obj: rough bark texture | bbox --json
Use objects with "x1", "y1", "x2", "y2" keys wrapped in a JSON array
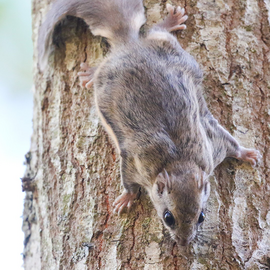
[{"x1": 23, "y1": 0, "x2": 270, "y2": 269}]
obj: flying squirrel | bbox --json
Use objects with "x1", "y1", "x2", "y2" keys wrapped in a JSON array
[{"x1": 38, "y1": 0, "x2": 261, "y2": 246}]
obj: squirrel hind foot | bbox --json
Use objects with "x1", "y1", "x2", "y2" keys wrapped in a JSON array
[{"x1": 158, "y1": 4, "x2": 188, "y2": 32}]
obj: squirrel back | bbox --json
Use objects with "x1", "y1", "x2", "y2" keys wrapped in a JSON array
[{"x1": 38, "y1": 0, "x2": 146, "y2": 70}]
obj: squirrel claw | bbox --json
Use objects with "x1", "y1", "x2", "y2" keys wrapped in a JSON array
[
  {"x1": 160, "y1": 4, "x2": 188, "y2": 32},
  {"x1": 237, "y1": 147, "x2": 262, "y2": 167},
  {"x1": 113, "y1": 191, "x2": 137, "y2": 215},
  {"x1": 78, "y1": 62, "x2": 96, "y2": 89}
]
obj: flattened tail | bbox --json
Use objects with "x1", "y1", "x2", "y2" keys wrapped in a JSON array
[
  {"x1": 38, "y1": 0, "x2": 146, "y2": 71},
  {"x1": 37, "y1": 0, "x2": 75, "y2": 71},
  {"x1": 37, "y1": 18, "x2": 55, "y2": 71},
  {"x1": 37, "y1": 20, "x2": 58, "y2": 71}
]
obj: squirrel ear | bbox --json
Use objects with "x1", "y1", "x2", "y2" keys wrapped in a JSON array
[
  {"x1": 156, "y1": 169, "x2": 172, "y2": 194},
  {"x1": 197, "y1": 171, "x2": 207, "y2": 190},
  {"x1": 163, "y1": 169, "x2": 172, "y2": 191},
  {"x1": 156, "y1": 172, "x2": 165, "y2": 194},
  {"x1": 156, "y1": 179, "x2": 165, "y2": 195}
]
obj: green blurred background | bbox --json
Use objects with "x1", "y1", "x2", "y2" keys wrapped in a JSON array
[{"x1": 0, "y1": 0, "x2": 32, "y2": 268}]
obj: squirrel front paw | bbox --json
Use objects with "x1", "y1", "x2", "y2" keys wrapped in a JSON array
[
  {"x1": 159, "y1": 4, "x2": 188, "y2": 32},
  {"x1": 113, "y1": 190, "x2": 137, "y2": 215},
  {"x1": 78, "y1": 62, "x2": 96, "y2": 89},
  {"x1": 236, "y1": 147, "x2": 262, "y2": 166}
]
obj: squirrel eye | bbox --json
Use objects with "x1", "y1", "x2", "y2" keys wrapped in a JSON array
[
  {"x1": 163, "y1": 210, "x2": 175, "y2": 226},
  {"x1": 198, "y1": 211, "x2": 205, "y2": 224}
]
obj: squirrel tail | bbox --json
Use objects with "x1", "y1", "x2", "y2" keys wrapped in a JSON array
[{"x1": 38, "y1": 0, "x2": 146, "y2": 70}]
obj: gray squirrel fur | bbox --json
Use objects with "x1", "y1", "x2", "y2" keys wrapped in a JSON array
[{"x1": 38, "y1": 0, "x2": 261, "y2": 246}]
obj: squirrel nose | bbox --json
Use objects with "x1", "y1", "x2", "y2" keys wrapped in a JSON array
[
  {"x1": 174, "y1": 235, "x2": 190, "y2": 246},
  {"x1": 179, "y1": 238, "x2": 189, "y2": 246}
]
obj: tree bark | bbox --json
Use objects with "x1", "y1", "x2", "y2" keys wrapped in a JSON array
[{"x1": 23, "y1": 0, "x2": 270, "y2": 269}]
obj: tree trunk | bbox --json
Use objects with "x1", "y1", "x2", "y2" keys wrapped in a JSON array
[{"x1": 23, "y1": 0, "x2": 270, "y2": 269}]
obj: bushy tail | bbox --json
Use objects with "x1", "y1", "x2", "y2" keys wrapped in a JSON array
[{"x1": 38, "y1": 0, "x2": 146, "y2": 70}]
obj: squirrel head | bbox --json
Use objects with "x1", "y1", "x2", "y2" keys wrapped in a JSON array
[{"x1": 149, "y1": 167, "x2": 210, "y2": 246}]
